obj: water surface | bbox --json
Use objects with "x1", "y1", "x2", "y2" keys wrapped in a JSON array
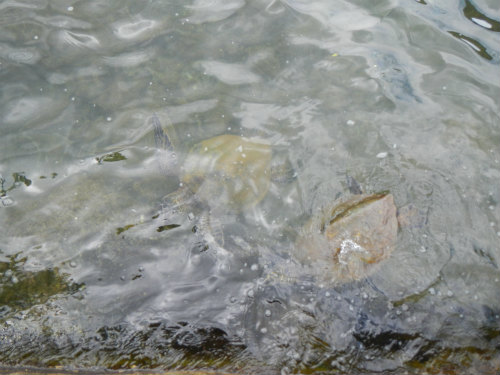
[{"x1": 0, "y1": 0, "x2": 499, "y2": 374}]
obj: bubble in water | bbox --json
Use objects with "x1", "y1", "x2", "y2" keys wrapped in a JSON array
[
  {"x1": 447, "y1": 290, "x2": 454, "y2": 297},
  {"x1": 1, "y1": 196, "x2": 14, "y2": 207},
  {"x1": 260, "y1": 327, "x2": 267, "y2": 334},
  {"x1": 429, "y1": 287, "x2": 436, "y2": 295},
  {"x1": 251, "y1": 264, "x2": 259, "y2": 271},
  {"x1": 247, "y1": 289, "x2": 255, "y2": 298},
  {"x1": 69, "y1": 261, "x2": 77, "y2": 268},
  {"x1": 376, "y1": 152, "x2": 388, "y2": 158},
  {"x1": 265, "y1": 309, "x2": 271, "y2": 317},
  {"x1": 346, "y1": 119, "x2": 355, "y2": 126}
]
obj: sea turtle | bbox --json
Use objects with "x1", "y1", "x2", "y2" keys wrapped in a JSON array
[
  {"x1": 152, "y1": 114, "x2": 292, "y2": 248},
  {"x1": 293, "y1": 176, "x2": 422, "y2": 284}
]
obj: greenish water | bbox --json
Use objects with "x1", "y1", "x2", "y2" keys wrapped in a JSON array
[{"x1": 1, "y1": 1, "x2": 499, "y2": 374}]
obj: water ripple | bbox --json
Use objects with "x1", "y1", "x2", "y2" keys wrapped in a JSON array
[{"x1": 186, "y1": 0, "x2": 245, "y2": 24}]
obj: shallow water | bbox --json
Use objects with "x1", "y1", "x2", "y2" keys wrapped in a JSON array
[{"x1": 0, "y1": 0, "x2": 499, "y2": 374}]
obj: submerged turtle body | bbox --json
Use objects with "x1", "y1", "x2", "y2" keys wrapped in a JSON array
[
  {"x1": 181, "y1": 134, "x2": 272, "y2": 212},
  {"x1": 152, "y1": 114, "x2": 278, "y2": 247},
  {"x1": 296, "y1": 192, "x2": 398, "y2": 283}
]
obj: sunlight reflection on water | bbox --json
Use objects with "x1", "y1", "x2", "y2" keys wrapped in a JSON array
[{"x1": 0, "y1": 0, "x2": 499, "y2": 374}]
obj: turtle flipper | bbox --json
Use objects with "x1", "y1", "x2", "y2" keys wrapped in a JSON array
[
  {"x1": 152, "y1": 113, "x2": 173, "y2": 152},
  {"x1": 193, "y1": 210, "x2": 225, "y2": 251},
  {"x1": 152, "y1": 113, "x2": 178, "y2": 178},
  {"x1": 346, "y1": 174, "x2": 363, "y2": 195}
]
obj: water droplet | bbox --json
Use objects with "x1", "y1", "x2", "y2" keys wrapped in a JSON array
[
  {"x1": 247, "y1": 289, "x2": 255, "y2": 298},
  {"x1": 106, "y1": 117, "x2": 112, "y2": 122},
  {"x1": 346, "y1": 119, "x2": 355, "y2": 126},
  {"x1": 69, "y1": 261, "x2": 77, "y2": 268},
  {"x1": 11, "y1": 276, "x2": 19, "y2": 284},
  {"x1": 260, "y1": 327, "x2": 267, "y2": 334},
  {"x1": 120, "y1": 275, "x2": 125, "y2": 281},
  {"x1": 138, "y1": 266, "x2": 144, "y2": 272},
  {"x1": 447, "y1": 290, "x2": 454, "y2": 297},
  {"x1": 265, "y1": 309, "x2": 271, "y2": 317},
  {"x1": 251, "y1": 264, "x2": 259, "y2": 271},
  {"x1": 376, "y1": 152, "x2": 388, "y2": 159},
  {"x1": 429, "y1": 287, "x2": 436, "y2": 295},
  {"x1": 67, "y1": 6, "x2": 74, "y2": 11},
  {"x1": 325, "y1": 291, "x2": 331, "y2": 297}
]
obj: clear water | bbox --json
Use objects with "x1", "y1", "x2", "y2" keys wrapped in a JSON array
[{"x1": 0, "y1": 0, "x2": 499, "y2": 374}]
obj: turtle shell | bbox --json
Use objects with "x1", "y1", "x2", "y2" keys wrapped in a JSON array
[
  {"x1": 296, "y1": 193, "x2": 398, "y2": 283},
  {"x1": 181, "y1": 134, "x2": 272, "y2": 211}
]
